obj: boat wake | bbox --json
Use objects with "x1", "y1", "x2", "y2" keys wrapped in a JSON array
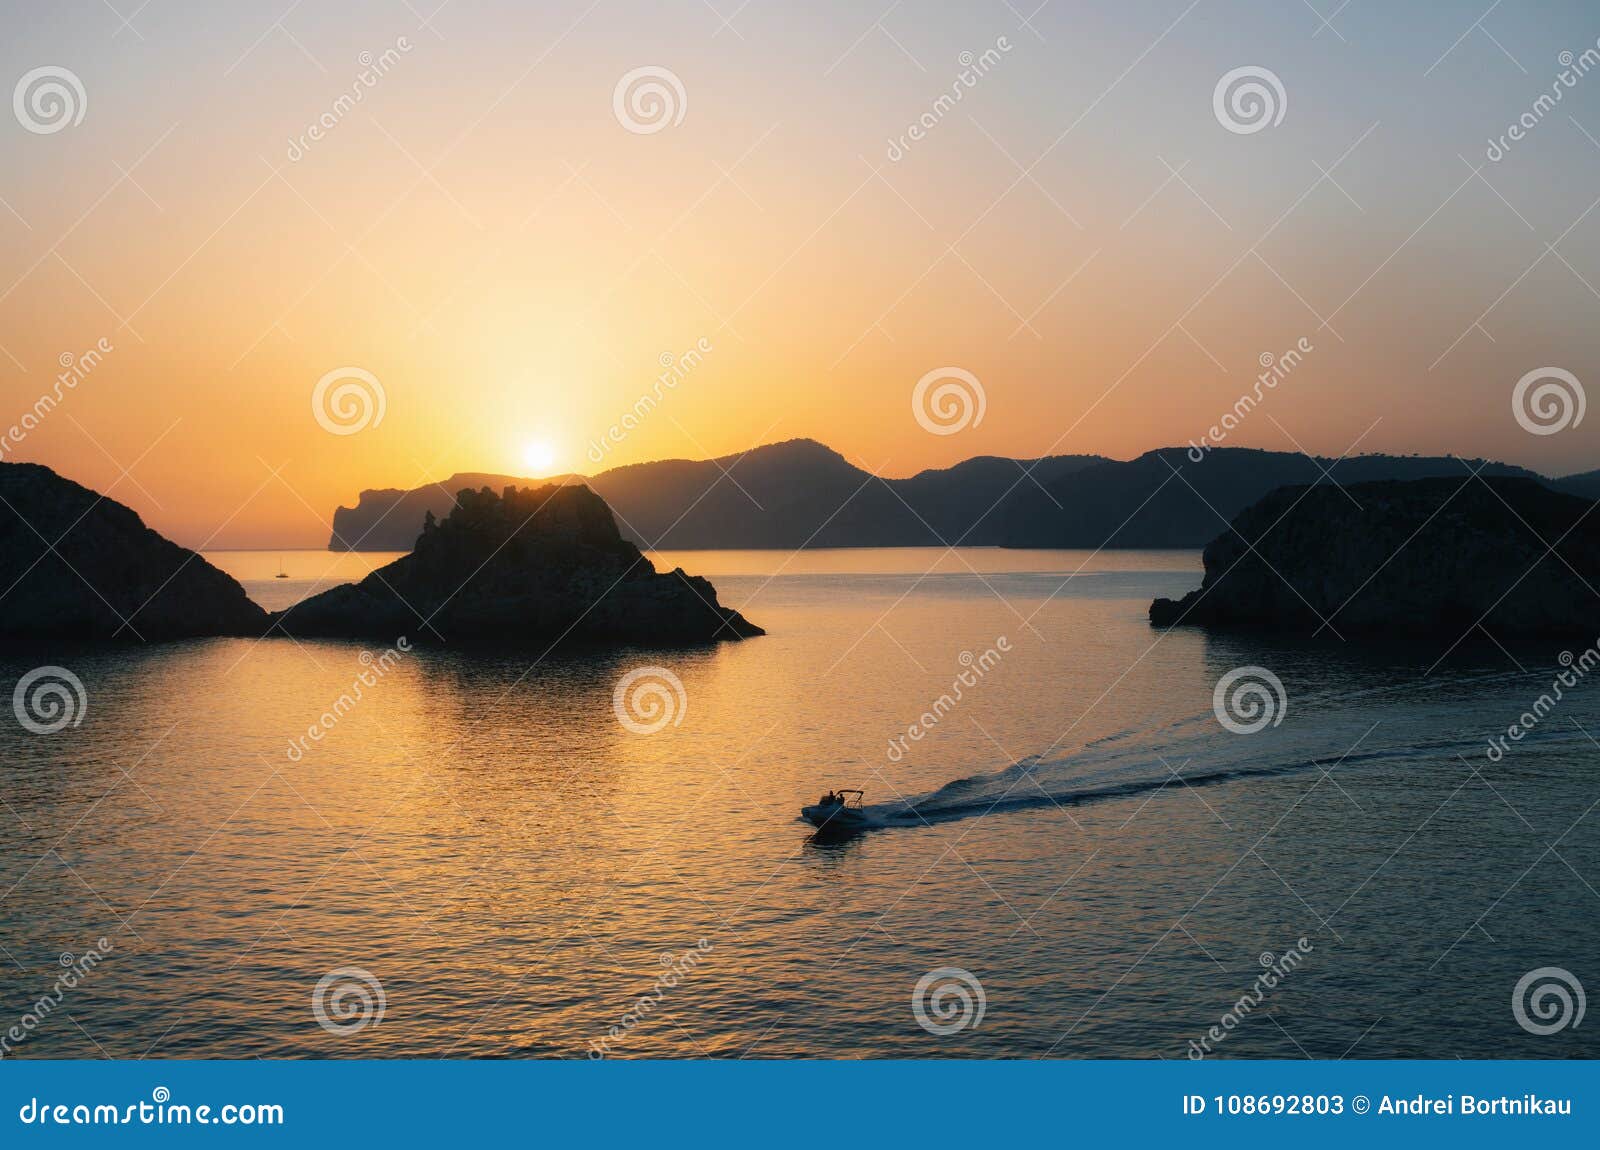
[
  {"x1": 861, "y1": 746, "x2": 1389, "y2": 828},
  {"x1": 836, "y1": 666, "x2": 1596, "y2": 832}
]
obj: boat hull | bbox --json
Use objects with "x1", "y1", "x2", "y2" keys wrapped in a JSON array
[{"x1": 800, "y1": 804, "x2": 870, "y2": 832}]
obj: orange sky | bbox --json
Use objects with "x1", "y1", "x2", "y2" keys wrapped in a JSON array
[{"x1": 3, "y1": 3, "x2": 1598, "y2": 547}]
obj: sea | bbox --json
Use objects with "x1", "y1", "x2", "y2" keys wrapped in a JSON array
[{"x1": 1, "y1": 547, "x2": 1596, "y2": 1058}]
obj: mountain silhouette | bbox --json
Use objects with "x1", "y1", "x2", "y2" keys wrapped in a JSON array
[
  {"x1": 998, "y1": 448, "x2": 1548, "y2": 548},
  {"x1": 328, "y1": 438, "x2": 1105, "y2": 551},
  {"x1": 329, "y1": 439, "x2": 1594, "y2": 553},
  {"x1": 1554, "y1": 467, "x2": 1600, "y2": 503}
]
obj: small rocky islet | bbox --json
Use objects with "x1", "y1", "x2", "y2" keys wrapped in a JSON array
[{"x1": 274, "y1": 482, "x2": 762, "y2": 643}]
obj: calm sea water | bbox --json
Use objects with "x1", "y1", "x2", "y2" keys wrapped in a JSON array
[{"x1": 2, "y1": 548, "x2": 1597, "y2": 1059}]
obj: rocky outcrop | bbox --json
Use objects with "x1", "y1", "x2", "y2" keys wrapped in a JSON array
[
  {"x1": 0, "y1": 462, "x2": 268, "y2": 639},
  {"x1": 1149, "y1": 476, "x2": 1600, "y2": 637},
  {"x1": 281, "y1": 482, "x2": 762, "y2": 643}
]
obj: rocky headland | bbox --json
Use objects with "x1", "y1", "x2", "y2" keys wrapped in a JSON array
[
  {"x1": 0, "y1": 461, "x2": 268, "y2": 639},
  {"x1": 1149, "y1": 476, "x2": 1600, "y2": 637}
]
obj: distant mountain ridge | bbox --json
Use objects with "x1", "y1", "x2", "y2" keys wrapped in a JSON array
[
  {"x1": 1556, "y1": 467, "x2": 1600, "y2": 502},
  {"x1": 1000, "y1": 448, "x2": 1555, "y2": 549},
  {"x1": 329, "y1": 439, "x2": 1107, "y2": 551},
  {"x1": 328, "y1": 439, "x2": 1598, "y2": 553}
]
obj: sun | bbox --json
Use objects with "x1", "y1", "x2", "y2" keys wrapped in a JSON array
[{"x1": 521, "y1": 439, "x2": 557, "y2": 474}]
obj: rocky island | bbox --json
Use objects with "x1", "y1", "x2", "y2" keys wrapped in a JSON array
[
  {"x1": 276, "y1": 483, "x2": 762, "y2": 643},
  {"x1": 0, "y1": 461, "x2": 268, "y2": 639},
  {"x1": 1149, "y1": 476, "x2": 1600, "y2": 637}
]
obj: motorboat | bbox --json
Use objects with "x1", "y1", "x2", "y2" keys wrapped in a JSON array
[{"x1": 800, "y1": 788, "x2": 869, "y2": 832}]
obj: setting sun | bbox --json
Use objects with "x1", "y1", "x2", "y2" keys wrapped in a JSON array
[{"x1": 521, "y1": 440, "x2": 557, "y2": 474}]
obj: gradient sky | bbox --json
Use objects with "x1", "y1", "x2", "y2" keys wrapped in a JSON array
[{"x1": 3, "y1": 1, "x2": 1599, "y2": 546}]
